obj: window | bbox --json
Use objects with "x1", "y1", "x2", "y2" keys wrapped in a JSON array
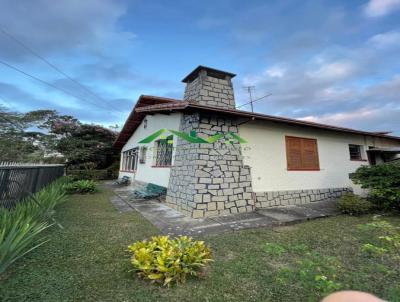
[
  {"x1": 154, "y1": 135, "x2": 173, "y2": 167},
  {"x1": 285, "y1": 136, "x2": 320, "y2": 170},
  {"x1": 139, "y1": 146, "x2": 147, "y2": 164},
  {"x1": 349, "y1": 144, "x2": 363, "y2": 161},
  {"x1": 122, "y1": 148, "x2": 138, "y2": 171}
]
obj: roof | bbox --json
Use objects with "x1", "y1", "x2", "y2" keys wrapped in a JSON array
[
  {"x1": 182, "y1": 65, "x2": 236, "y2": 83},
  {"x1": 367, "y1": 147, "x2": 400, "y2": 153},
  {"x1": 113, "y1": 95, "x2": 400, "y2": 150},
  {"x1": 113, "y1": 95, "x2": 179, "y2": 150}
]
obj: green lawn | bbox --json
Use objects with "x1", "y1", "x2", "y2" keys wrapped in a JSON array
[{"x1": 1, "y1": 188, "x2": 399, "y2": 302}]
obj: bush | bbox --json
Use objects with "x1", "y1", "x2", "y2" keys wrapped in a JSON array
[
  {"x1": 66, "y1": 169, "x2": 117, "y2": 181},
  {"x1": 338, "y1": 193, "x2": 373, "y2": 215},
  {"x1": 351, "y1": 163, "x2": 400, "y2": 210},
  {"x1": 0, "y1": 178, "x2": 68, "y2": 274},
  {"x1": 128, "y1": 236, "x2": 213, "y2": 286},
  {"x1": 64, "y1": 180, "x2": 97, "y2": 194}
]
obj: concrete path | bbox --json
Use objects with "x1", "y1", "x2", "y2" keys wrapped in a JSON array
[{"x1": 107, "y1": 183, "x2": 340, "y2": 237}]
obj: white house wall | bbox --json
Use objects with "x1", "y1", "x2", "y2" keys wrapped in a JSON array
[
  {"x1": 240, "y1": 120, "x2": 400, "y2": 194},
  {"x1": 119, "y1": 113, "x2": 182, "y2": 187}
]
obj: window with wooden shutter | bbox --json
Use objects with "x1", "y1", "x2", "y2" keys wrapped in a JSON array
[{"x1": 285, "y1": 136, "x2": 320, "y2": 171}]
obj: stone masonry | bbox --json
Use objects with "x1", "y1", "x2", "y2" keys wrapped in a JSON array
[
  {"x1": 183, "y1": 67, "x2": 235, "y2": 109},
  {"x1": 166, "y1": 66, "x2": 254, "y2": 218},
  {"x1": 254, "y1": 187, "x2": 352, "y2": 208}
]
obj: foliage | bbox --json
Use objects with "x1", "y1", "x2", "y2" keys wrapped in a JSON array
[
  {"x1": 56, "y1": 124, "x2": 118, "y2": 169},
  {"x1": 0, "y1": 106, "x2": 119, "y2": 167},
  {"x1": 264, "y1": 243, "x2": 286, "y2": 256},
  {"x1": 0, "y1": 213, "x2": 51, "y2": 274},
  {"x1": 0, "y1": 178, "x2": 68, "y2": 274},
  {"x1": 277, "y1": 252, "x2": 343, "y2": 297},
  {"x1": 358, "y1": 217, "x2": 400, "y2": 258},
  {"x1": 352, "y1": 163, "x2": 400, "y2": 210},
  {"x1": 128, "y1": 235, "x2": 213, "y2": 286},
  {"x1": 64, "y1": 180, "x2": 98, "y2": 194},
  {"x1": 337, "y1": 193, "x2": 373, "y2": 215},
  {"x1": 0, "y1": 107, "x2": 59, "y2": 162},
  {"x1": 67, "y1": 169, "x2": 118, "y2": 181},
  {"x1": 1, "y1": 191, "x2": 400, "y2": 301}
]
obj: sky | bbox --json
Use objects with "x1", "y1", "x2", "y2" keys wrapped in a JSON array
[{"x1": 0, "y1": 0, "x2": 399, "y2": 134}]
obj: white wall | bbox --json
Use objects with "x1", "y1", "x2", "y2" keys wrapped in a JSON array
[
  {"x1": 119, "y1": 113, "x2": 182, "y2": 187},
  {"x1": 240, "y1": 120, "x2": 400, "y2": 193}
]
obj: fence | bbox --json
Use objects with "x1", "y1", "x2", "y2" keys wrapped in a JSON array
[{"x1": 0, "y1": 162, "x2": 65, "y2": 208}]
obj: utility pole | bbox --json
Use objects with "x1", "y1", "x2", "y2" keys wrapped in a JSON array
[{"x1": 243, "y1": 86, "x2": 256, "y2": 112}]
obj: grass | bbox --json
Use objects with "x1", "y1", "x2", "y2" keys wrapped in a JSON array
[{"x1": 0, "y1": 188, "x2": 399, "y2": 302}]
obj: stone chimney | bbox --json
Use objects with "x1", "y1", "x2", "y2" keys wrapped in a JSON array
[
  {"x1": 182, "y1": 66, "x2": 236, "y2": 109},
  {"x1": 166, "y1": 66, "x2": 254, "y2": 219}
]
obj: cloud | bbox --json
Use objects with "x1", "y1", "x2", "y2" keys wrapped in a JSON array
[
  {"x1": 265, "y1": 66, "x2": 286, "y2": 78},
  {"x1": 307, "y1": 61, "x2": 356, "y2": 81},
  {"x1": 364, "y1": 0, "x2": 400, "y2": 17},
  {"x1": 368, "y1": 30, "x2": 400, "y2": 48},
  {"x1": 0, "y1": 0, "x2": 134, "y2": 61}
]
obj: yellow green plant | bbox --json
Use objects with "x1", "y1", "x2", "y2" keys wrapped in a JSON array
[{"x1": 127, "y1": 235, "x2": 213, "y2": 286}]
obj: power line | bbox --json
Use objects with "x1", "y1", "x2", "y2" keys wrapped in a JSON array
[
  {"x1": 0, "y1": 59, "x2": 122, "y2": 113},
  {"x1": 0, "y1": 27, "x2": 118, "y2": 111},
  {"x1": 236, "y1": 93, "x2": 272, "y2": 110}
]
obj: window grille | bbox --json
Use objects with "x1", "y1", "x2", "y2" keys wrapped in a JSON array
[
  {"x1": 122, "y1": 148, "x2": 138, "y2": 171},
  {"x1": 154, "y1": 135, "x2": 173, "y2": 166},
  {"x1": 349, "y1": 144, "x2": 363, "y2": 160}
]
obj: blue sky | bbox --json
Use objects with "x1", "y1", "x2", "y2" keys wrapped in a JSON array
[{"x1": 0, "y1": 0, "x2": 399, "y2": 134}]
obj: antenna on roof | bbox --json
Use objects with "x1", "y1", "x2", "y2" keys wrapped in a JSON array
[
  {"x1": 237, "y1": 89, "x2": 272, "y2": 112},
  {"x1": 243, "y1": 86, "x2": 256, "y2": 112}
]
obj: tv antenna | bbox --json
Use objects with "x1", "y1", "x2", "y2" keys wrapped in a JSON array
[
  {"x1": 243, "y1": 86, "x2": 256, "y2": 112},
  {"x1": 238, "y1": 87, "x2": 272, "y2": 112}
]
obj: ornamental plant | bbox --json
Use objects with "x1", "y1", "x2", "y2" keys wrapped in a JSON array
[
  {"x1": 351, "y1": 163, "x2": 400, "y2": 210},
  {"x1": 128, "y1": 236, "x2": 213, "y2": 286},
  {"x1": 0, "y1": 178, "x2": 68, "y2": 274},
  {"x1": 337, "y1": 193, "x2": 373, "y2": 215},
  {"x1": 64, "y1": 180, "x2": 97, "y2": 194}
]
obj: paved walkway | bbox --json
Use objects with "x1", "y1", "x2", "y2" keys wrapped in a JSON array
[{"x1": 106, "y1": 182, "x2": 340, "y2": 237}]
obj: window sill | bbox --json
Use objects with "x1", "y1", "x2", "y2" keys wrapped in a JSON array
[
  {"x1": 119, "y1": 170, "x2": 136, "y2": 173},
  {"x1": 350, "y1": 159, "x2": 367, "y2": 162},
  {"x1": 151, "y1": 165, "x2": 172, "y2": 168},
  {"x1": 287, "y1": 168, "x2": 320, "y2": 171}
]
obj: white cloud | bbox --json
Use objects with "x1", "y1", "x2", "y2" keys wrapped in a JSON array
[
  {"x1": 300, "y1": 108, "x2": 377, "y2": 124},
  {"x1": 264, "y1": 65, "x2": 286, "y2": 78},
  {"x1": 368, "y1": 30, "x2": 400, "y2": 48},
  {"x1": 307, "y1": 61, "x2": 356, "y2": 80},
  {"x1": 364, "y1": 0, "x2": 400, "y2": 17},
  {"x1": 0, "y1": 0, "x2": 134, "y2": 61}
]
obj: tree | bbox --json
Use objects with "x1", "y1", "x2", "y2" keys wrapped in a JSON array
[
  {"x1": 0, "y1": 107, "x2": 119, "y2": 168},
  {"x1": 0, "y1": 107, "x2": 57, "y2": 162},
  {"x1": 55, "y1": 124, "x2": 118, "y2": 169}
]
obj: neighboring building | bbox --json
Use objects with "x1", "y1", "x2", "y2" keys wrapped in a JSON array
[{"x1": 114, "y1": 66, "x2": 400, "y2": 218}]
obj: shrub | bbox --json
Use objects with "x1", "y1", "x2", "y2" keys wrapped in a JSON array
[
  {"x1": 64, "y1": 180, "x2": 97, "y2": 194},
  {"x1": 338, "y1": 193, "x2": 373, "y2": 215},
  {"x1": 0, "y1": 212, "x2": 51, "y2": 274},
  {"x1": 128, "y1": 236, "x2": 213, "y2": 286},
  {"x1": 351, "y1": 163, "x2": 400, "y2": 210},
  {"x1": 0, "y1": 178, "x2": 67, "y2": 274}
]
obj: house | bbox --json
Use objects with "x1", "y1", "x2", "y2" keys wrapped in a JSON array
[{"x1": 114, "y1": 66, "x2": 400, "y2": 218}]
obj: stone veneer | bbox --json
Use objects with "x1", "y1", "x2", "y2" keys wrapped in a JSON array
[
  {"x1": 166, "y1": 112, "x2": 254, "y2": 218},
  {"x1": 254, "y1": 187, "x2": 352, "y2": 208},
  {"x1": 183, "y1": 69, "x2": 235, "y2": 109}
]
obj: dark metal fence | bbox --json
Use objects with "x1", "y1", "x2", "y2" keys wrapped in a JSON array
[{"x1": 0, "y1": 163, "x2": 65, "y2": 208}]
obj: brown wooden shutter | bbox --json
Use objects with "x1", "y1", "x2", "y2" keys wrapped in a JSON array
[
  {"x1": 286, "y1": 136, "x2": 302, "y2": 170},
  {"x1": 286, "y1": 136, "x2": 320, "y2": 170},
  {"x1": 301, "y1": 138, "x2": 319, "y2": 170}
]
